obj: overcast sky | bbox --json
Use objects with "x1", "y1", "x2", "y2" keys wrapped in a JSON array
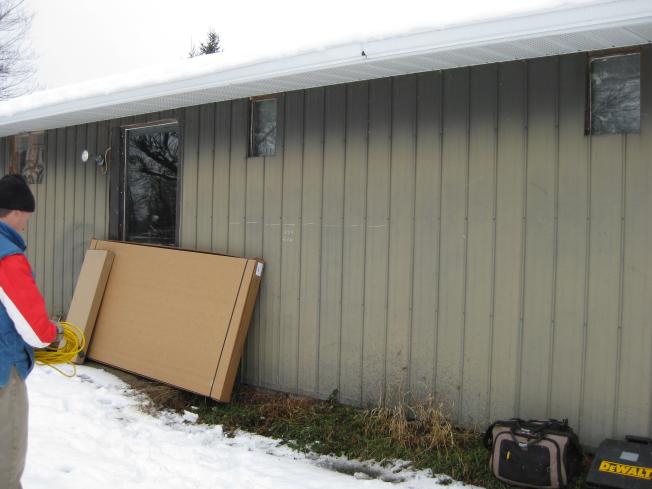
[{"x1": 24, "y1": 0, "x2": 599, "y2": 91}]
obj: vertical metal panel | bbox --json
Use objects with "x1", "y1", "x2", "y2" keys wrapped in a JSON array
[
  {"x1": 318, "y1": 85, "x2": 346, "y2": 398},
  {"x1": 409, "y1": 72, "x2": 442, "y2": 402},
  {"x1": 180, "y1": 106, "x2": 199, "y2": 248},
  {"x1": 32, "y1": 136, "x2": 47, "y2": 291},
  {"x1": 84, "y1": 123, "x2": 97, "y2": 251},
  {"x1": 228, "y1": 100, "x2": 247, "y2": 256},
  {"x1": 279, "y1": 90, "x2": 304, "y2": 391},
  {"x1": 23, "y1": 169, "x2": 33, "y2": 261},
  {"x1": 550, "y1": 54, "x2": 589, "y2": 428},
  {"x1": 297, "y1": 87, "x2": 325, "y2": 396},
  {"x1": 196, "y1": 104, "x2": 216, "y2": 251},
  {"x1": 145, "y1": 112, "x2": 160, "y2": 123},
  {"x1": 582, "y1": 136, "x2": 624, "y2": 442},
  {"x1": 133, "y1": 114, "x2": 148, "y2": 125},
  {"x1": 386, "y1": 75, "x2": 416, "y2": 401},
  {"x1": 437, "y1": 68, "x2": 469, "y2": 418},
  {"x1": 340, "y1": 82, "x2": 368, "y2": 405},
  {"x1": 616, "y1": 46, "x2": 652, "y2": 439},
  {"x1": 519, "y1": 57, "x2": 558, "y2": 419},
  {"x1": 490, "y1": 61, "x2": 527, "y2": 420},
  {"x1": 259, "y1": 95, "x2": 284, "y2": 388},
  {"x1": 243, "y1": 141, "x2": 265, "y2": 385},
  {"x1": 211, "y1": 101, "x2": 231, "y2": 253},
  {"x1": 362, "y1": 77, "x2": 392, "y2": 406},
  {"x1": 62, "y1": 126, "x2": 77, "y2": 311},
  {"x1": 94, "y1": 121, "x2": 110, "y2": 240},
  {"x1": 43, "y1": 129, "x2": 57, "y2": 313},
  {"x1": 25, "y1": 178, "x2": 37, "y2": 267},
  {"x1": 462, "y1": 64, "x2": 498, "y2": 426},
  {"x1": 52, "y1": 128, "x2": 66, "y2": 316},
  {"x1": 73, "y1": 124, "x2": 87, "y2": 287},
  {"x1": 107, "y1": 117, "x2": 122, "y2": 241}
]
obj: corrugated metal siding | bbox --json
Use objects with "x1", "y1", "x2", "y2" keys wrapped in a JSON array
[{"x1": 4, "y1": 48, "x2": 651, "y2": 447}]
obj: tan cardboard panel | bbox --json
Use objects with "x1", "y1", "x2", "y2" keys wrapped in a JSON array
[
  {"x1": 87, "y1": 240, "x2": 251, "y2": 396},
  {"x1": 67, "y1": 248, "x2": 114, "y2": 364},
  {"x1": 210, "y1": 260, "x2": 263, "y2": 401}
]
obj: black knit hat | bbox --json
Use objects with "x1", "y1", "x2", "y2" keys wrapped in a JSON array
[{"x1": 0, "y1": 174, "x2": 36, "y2": 212}]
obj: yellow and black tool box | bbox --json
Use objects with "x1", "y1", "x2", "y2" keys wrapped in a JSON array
[{"x1": 586, "y1": 436, "x2": 652, "y2": 489}]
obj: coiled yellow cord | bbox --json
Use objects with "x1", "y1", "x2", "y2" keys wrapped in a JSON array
[{"x1": 34, "y1": 321, "x2": 86, "y2": 377}]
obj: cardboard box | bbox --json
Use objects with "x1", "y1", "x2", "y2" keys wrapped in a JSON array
[
  {"x1": 84, "y1": 240, "x2": 264, "y2": 402},
  {"x1": 67, "y1": 249, "x2": 114, "y2": 364}
]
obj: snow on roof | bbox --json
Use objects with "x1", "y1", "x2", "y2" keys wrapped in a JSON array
[{"x1": 0, "y1": 0, "x2": 651, "y2": 137}]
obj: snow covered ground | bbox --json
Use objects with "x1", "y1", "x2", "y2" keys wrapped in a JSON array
[{"x1": 24, "y1": 365, "x2": 478, "y2": 489}]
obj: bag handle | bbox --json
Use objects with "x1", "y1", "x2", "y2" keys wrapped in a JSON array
[
  {"x1": 483, "y1": 418, "x2": 570, "y2": 449},
  {"x1": 483, "y1": 422, "x2": 497, "y2": 449},
  {"x1": 509, "y1": 423, "x2": 546, "y2": 447},
  {"x1": 483, "y1": 418, "x2": 526, "y2": 449}
]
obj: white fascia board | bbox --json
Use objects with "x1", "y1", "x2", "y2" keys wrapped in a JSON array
[
  {"x1": 1, "y1": 0, "x2": 651, "y2": 133},
  {"x1": 361, "y1": 0, "x2": 652, "y2": 59}
]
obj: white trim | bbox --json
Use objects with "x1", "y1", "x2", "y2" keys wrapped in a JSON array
[{"x1": 0, "y1": 286, "x2": 50, "y2": 348}]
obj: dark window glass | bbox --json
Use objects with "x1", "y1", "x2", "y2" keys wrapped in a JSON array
[
  {"x1": 590, "y1": 53, "x2": 640, "y2": 135},
  {"x1": 250, "y1": 98, "x2": 277, "y2": 156},
  {"x1": 10, "y1": 132, "x2": 45, "y2": 184},
  {"x1": 124, "y1": 124, "x2": 179, "y2": 245}
]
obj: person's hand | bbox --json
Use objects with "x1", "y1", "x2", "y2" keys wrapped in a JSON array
[{"x1": 50, "y1": 322, "x2": 64, "y2": 349}]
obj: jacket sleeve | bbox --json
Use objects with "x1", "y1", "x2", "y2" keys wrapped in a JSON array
[{"x1": 0, "y1": 254, "x2": 57, "y2": 347}]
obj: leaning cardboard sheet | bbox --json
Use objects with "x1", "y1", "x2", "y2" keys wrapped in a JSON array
[{"x1": 69, "y1": 239, "x2": 264, "y2": 402}]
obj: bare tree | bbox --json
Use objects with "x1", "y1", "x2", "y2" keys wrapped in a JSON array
[{"x1": 0, "y1": 0, "x2": 33, "y2": 99}]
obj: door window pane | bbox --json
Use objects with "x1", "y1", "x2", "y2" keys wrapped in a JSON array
[{"x1": 125, "y1": 124, "x2": 179, "y2": 245}]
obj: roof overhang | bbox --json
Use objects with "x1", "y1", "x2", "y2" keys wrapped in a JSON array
[{"x1": 1, "y1": 0, "x2": 651, "y2": 137}]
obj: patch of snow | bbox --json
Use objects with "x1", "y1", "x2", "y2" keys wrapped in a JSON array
[
  {"x1": 24, "y1": 365, "x2": 480, "y2": 488},
  {"x1": 181, "y1": 410, "x2": 199, "y2": 423}
]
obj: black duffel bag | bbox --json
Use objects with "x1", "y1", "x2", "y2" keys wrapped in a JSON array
[{"x1": 483, "y1": 418, "x2": 583, "y2": 489}]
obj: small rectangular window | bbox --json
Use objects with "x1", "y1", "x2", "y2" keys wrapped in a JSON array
[
  {"x1": 588, "y1": 53, "x2": 640, "y2": 135},
  {"x1": 249, "y1": 98, "x2": 277, "y2": 157},
  {"x1": 10, "y1": 132, "x2": 46, "y2": 183}
]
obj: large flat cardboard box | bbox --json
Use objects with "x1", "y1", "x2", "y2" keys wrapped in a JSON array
[
  {"x1": 67, "y1": 249, "x2": 114, "y2": 364},
  {"x1": 85, "y1": 240, "x2": 264, "y2": 402}
]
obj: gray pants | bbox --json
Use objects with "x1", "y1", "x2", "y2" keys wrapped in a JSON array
[{"x1": 0, "y1": 369, "x2": 27, "y2": 489}]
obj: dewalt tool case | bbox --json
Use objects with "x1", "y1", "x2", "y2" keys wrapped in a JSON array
[
  {"x1": 483, "y1": 419, "x2": 583, "y2": 489},
  {"x1": 586, "y1": 436, "x2": 652, "y2": 489}
]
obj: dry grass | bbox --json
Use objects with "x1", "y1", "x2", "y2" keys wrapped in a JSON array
[
  {"x1": 92, "y1": 363, "x2": 193, "y2": 415},
  {"x1": 136, "y1": 383, "x2": 192, "y2": 414},
  {"x1": 235, "y1": 387, "x2": 317, "y2": 417},
  {"x1": 363, "y1": 392, "x2": 457, "y2": 452}
]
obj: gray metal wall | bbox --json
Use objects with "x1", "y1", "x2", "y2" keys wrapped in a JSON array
[{"x1": 3, "y1": 49, "x2": 651, "y2": 447}]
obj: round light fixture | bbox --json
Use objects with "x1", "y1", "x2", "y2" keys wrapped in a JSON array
[{"x1": 81, "y1": 149, "x2": 89, "y2": 163}]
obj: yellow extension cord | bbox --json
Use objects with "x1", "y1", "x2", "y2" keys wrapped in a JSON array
[{"x1": 34, "y1": 321, "x2": 86, "y2": 377}]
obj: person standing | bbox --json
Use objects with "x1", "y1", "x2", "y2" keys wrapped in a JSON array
[{"x1": 0, "y1": 174, "x2": 61, "y2": 489}]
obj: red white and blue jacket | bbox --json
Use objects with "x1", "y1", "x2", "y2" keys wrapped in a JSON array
[{"x1": 0, "y1": 220, "x2": 57, "y2": 387}]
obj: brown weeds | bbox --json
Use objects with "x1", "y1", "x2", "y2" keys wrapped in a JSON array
[{"x1": 364, "y1": 393, "x2": 457, "y2": 452}]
